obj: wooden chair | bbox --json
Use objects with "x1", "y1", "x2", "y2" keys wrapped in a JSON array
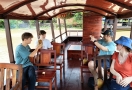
[
  {"x1": 30, "y1": 49, "x2": 39, "y2": 64},
  {"x1": 34, "y1": 50, "x2": 57, "y2": 90},
  {"x1": 80, "y1": 44, "x2": 98, "y2": 83},
  {"x1": 94, "y1": 55, "x2": 112, "y2": 90},
  {"x1": 51, "y1": 42, "x2": 65, "y2": 80},
  {"x1": 0, "y1": 63, "x2": 23, "y2": 90}
]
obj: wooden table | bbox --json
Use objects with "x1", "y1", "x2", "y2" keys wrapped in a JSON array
[{"x1": 67, "y1": 45, "x2": 81, "y2": 60}]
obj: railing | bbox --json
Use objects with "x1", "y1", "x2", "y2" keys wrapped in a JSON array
[
  {"x1": 67, "y1": 30, "x2": 82, "y2": 36},
  {"x1": 51, "y1": 30, "x2": 83, "y2": 43}
]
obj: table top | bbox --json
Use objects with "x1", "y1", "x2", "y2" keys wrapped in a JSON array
[{"x1": 68, "y1": 45, "x2": 81, "y2": 50}]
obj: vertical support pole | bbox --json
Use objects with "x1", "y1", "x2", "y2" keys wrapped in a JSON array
[
  {"x1": 35, "y1": 20, "x2": 40, "y2": 39},
  {"x1": 58, "y1": 18, "x2": 62, "y2": 42},
  {"x1": 104, "y1": 19, "x2": 108, "y2": 31},
  {"x1": 128, "y1": 19, "x2": 130, "y2": 26},
  {"x1": 4, "y1": 19, "x2": 14, "y2": 63},
  {"x1": 50, "y1": 20, "x2": 55, "y2": 42},
  {"x1": 113, "y1": 17, "x2": 117, "y2": 40},
  {"x1": 130, "y1": 22, "x2": 132, "y2": 39},
  {"x1": 64, "y1": 19, "x2": 68, "y2": 36}
]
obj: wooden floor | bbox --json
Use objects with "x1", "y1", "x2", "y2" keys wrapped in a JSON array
[{"x1": 35, "y1": 42, "x2": 93, "y2": 90}]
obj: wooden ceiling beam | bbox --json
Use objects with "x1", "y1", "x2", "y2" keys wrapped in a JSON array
[
  {"x1": 51, "y1": 9, "x2": 105, "y2": 18},
  {"x1": 0, "y1": 15, "x2": 2, "y2": 18},
  {"x1": 34, "y1": 4, "x2": 116, "y2": 19},
  {"x1": 117, "y1": 11, "x2": 132, "y2": 18},
  {"x1": 1, "y1": 15, "x2": 49, "y2": 20},
  {"x1": 2, "y1": 0, "x2": 36, "y2": 17},
  {"x1": 4, "y1": 11, "x2": 132, "y2": 20},
  {"x1": 106, "y1": 11, "x2": 132, "y2": 19},
  {"x1": 105, "y1": 16, "x2": 116, "y2": 19},
  {"x1": 106, "y1": 0, "x2": 132, "y2": 10}
]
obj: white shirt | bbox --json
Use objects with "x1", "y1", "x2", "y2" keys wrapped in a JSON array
[{"x1": 35, "y1": 39, "x2": 52, "y2": 49}]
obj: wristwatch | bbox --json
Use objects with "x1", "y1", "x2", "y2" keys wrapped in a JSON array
[{"x1": 94, "y1": 40, "x2": 97, "y2": 43}]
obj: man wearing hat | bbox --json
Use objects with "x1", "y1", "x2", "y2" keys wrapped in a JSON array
[
  {"x1": 88, "y1": 29, "x2": 116, "y2": 83},
  {"x1": 102, "y1": 36, "x2": 132, "y2": 90}
]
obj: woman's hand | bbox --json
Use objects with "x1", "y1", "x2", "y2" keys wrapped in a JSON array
[
  {"x1": 119, "y1": 77, "x2": 132, "y2": 87},
  {"x1": 116, "y1": 73, "x2": 122, "y2": 84}
]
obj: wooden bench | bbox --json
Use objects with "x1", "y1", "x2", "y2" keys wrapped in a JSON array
[
  {"x1": 80, "y1": 44, "x2": 97, "y2": 83},
  {"x1": 94, "y1": 55, "x2": 112, "y2": 90},
  {"x1": 34, "y1": 50, "x2": 57, "y2": 90},
  {"x1": 0, "y1": 63, "x2": 23, "y2": 90},
  {"x1": 52, "y1": 42, "x2": 65, "y2": 80}
]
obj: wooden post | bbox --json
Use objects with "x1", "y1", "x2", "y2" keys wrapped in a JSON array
[
  {"x1": 4, "y1": 19, "x2": 14, "y2": 63},
  {"x1": 83, "y1": 13, "x2": 102, "y2": 44},
  {"x1": 58, "y1": 18, "x2": 62, "y2": 42},
  {"x1": 64, "y1": 19, "x2": 68, "y2": 36},
  {"x1": 50, "y1": 20, "x2": 55, "y2": 42},
  {"x1": 104, "y1": 19, "x2": 108, "y2": 31},
  {"x1": 35, "y1": 20, "x2": 40, "y2": 39},
  {"x1": 130, "y1": 22, "x2": 132, "y2": 39},
  {"x1": 113, "y1": 17, "x2": 117, "y2": 40}
]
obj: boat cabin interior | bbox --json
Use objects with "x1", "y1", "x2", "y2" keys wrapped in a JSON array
[{"x1": 0, "y1": 0, "x2": 132, "y2": 90}]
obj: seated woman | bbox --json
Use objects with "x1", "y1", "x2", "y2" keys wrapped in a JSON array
[{"x1": 102, "y1": 36, "x2": 132, "y2": 90}]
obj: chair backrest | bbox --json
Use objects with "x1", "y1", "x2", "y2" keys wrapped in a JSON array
[
  {"x1": 29, "y1": 49, "x2": 35, "y2": 64},
  {"x1": 52, "y1": 42, "x2": 65, "y2": 57},
  {"x1": 40, "y1": 49, "x2": 56, "y2": 70},
  {"x1": 0, "y1": 63, "x2": 23, "y2": 90},
  {"x1": 94, "y1": 55, "x2": 112, "y2": 82},
  {"x1": 81, "y1": 44, "x2": 98, "y2": 60}
]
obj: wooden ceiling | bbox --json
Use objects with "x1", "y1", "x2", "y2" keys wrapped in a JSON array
[{"x1": 0, "y1": 0, "x2": 132, "y2": 20}]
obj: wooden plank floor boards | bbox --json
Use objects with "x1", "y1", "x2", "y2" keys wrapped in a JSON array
[{"x1": 55, "y1": 59, "x2": 93, "y2": 90}]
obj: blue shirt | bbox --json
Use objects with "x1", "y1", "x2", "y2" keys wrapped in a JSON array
[
  {"x1": 98, "y1": 39, "x2": 116, "y2": 56},
  {"x1": 35, "y1": 39, "x2": 52, "y2": 49},
  {"x1": 15, "y1": 44, "x2": 33, "y2": 68}
]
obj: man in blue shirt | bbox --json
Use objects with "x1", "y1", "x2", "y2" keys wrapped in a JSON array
[
  {"x1": 88, "y1": 29, "x2": 116, "y2": 82},
  {"x1": 15, "y1": 32, "x2": 42, "y2": 90}
]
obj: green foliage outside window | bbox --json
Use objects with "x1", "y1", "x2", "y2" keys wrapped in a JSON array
[{"x1": 73, "y1": 12, "x2": 83, "y2": 28}]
